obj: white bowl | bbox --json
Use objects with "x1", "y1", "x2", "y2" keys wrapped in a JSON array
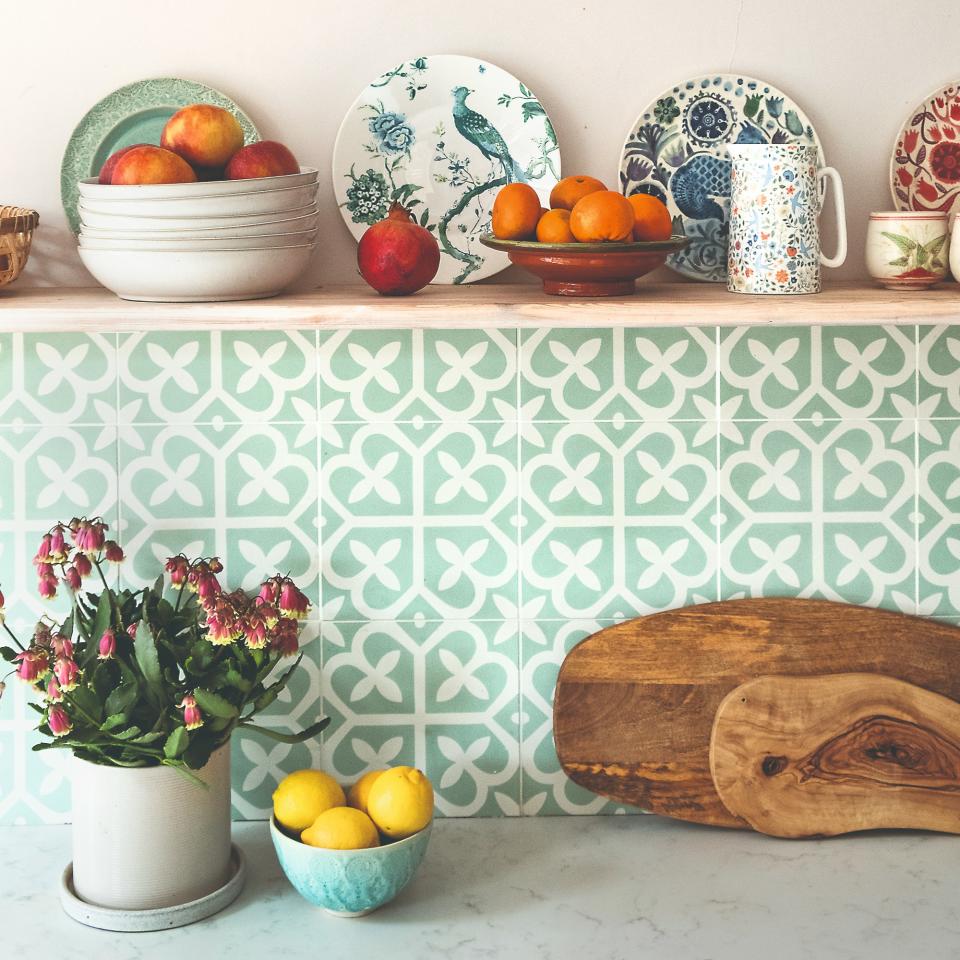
[
  {"x1": 78, "y1": 166, "x2": 318, "y2": 200},
  {"x1": 77, "y1": 244, "x2": 313, "y2": 302},
  {"x1": 78, "y1": 182, "x2": 318, "y2": 219},
  {"x1": 79, "y1": 229, "x2": 317, "y2": 251},
  {"x1": 78, "y1": 203, "x2": 318, "y2": 232},
  {"x1": 79, "y1": 209, "x2": 320, "y2": 240}
]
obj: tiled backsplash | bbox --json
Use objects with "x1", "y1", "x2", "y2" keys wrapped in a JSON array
[{"x1": 1, "y1": 323, "x2": 958, "y2": 823}]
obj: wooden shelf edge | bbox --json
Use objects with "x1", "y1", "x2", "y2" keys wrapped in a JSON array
[{"x1": 1, "y1": 280, "x2": 958, "y2": 332}]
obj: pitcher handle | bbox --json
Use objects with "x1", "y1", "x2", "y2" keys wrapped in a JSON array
[{"x1": 818, "y1": 166, "x2": 847, "y2": 268}]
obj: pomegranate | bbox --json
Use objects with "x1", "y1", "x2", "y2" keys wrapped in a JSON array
[{"x1": 357, "y1": 203, "x2": 440, "y2": 295}]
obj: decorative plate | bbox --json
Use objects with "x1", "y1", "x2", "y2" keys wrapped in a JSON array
[
  {"x1": 890, "y1": 82, "x2": 960, "y2": 213},
  {"x1": 61, "y1": 78, "x2": 260, "y2": 233},
  {"x1": 332, "y1": 54, "x2": 560, "y2": 284},
  {"x1": 619, "y1": 74, "x2": 823, "y2": 283}
]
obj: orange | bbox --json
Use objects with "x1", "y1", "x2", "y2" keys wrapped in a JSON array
[
  {"x1": 569, "y1": 191, "x2": 635, "y2": 242},
  {"x1": 536, "y1": 208, "x2": 576, "y2": 243},
  {"x1": 550, "y1": 175, "x2": 607, "y2": 211},
  {"x1": 491, "y1": 183, "x2": 542, "y2": 240},
  {"x1": 627, "y1": 194, "x2": 673, "y2": 241}
]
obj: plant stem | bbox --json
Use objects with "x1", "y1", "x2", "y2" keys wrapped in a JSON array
[{"x1": 2, "y1": 621, "x2": 26, "y2": 652}]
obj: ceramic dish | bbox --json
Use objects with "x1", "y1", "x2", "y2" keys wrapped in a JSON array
[
  {"x1": 79, "y1": 209, "x2": 320, "y2": 240},
  {"x1": 270, "y1": 818, "x2": 431, "y2": 917},
  {"x1": 333, "y1": 54, "x2": 560, "y2": 285},
  {"x1": 78, "y1": 167, "x2": 317, "y2": 201},
  {"x1": 619, "y1": 74, "x2": 824, "y2": 283},
  {"x1": 479, "y1": 234, "x2": 688, "y2": 296},
  {"x1": 865, "y1": 210, "x2": 950, "y2": 289},
  {"x1": 61, "y1": 77, "x2": 259, "y2": 233},
  {"x1": 59, "y1": 844, "x2": 246, "y2": 932},
  {"x1": 78, "y1": 182, "x2": 318, "y2": 219},
  {"x1": 78, "y1": 244, "x2": 313, "y2": 301},
  {"x1": 890, "y1": 81, "x2": 960, "y2": 213},
  {"x1": 79, "y1": 229, "x2": 317, "y2": 251},
  {"x1": 77, "y1": 203, "x2": 318, "y2": 232}
]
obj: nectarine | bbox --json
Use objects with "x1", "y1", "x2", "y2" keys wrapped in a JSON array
[
  {"x1": 111, "y1": 146, "x2": 197, "y2": 185},
  {"x1": 98, "y1": 144, "x2": 150, "y2": 184},
  {"x1": 161, "y1": 104, "x2": 244, "y2": 169},
  {"x1": 225, "y1": 141, "x2": 299, "y2": 180}
]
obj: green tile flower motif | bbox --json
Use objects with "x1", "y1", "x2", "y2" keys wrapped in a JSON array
[
  {"x1": 0, "y1": 334, "x2": 116, "y2": 425},
  {"x1": 322, "y1": 621, "x2": 520, "y2": 816},
  {"x1": 322, "y1": 421, "x2": 517, "y2": 620},
  {"x1": 521, "y1": 327, "x2": 716, "y2": 421},
  {"x1": 119, "y1": 331, "x2": 318, "y2": 423},
  {"x1": 918, "y1": 420, "x2": 960, "y2": 617},
  {"x1": 319, "y1": 329, "x2": 517, "y2": 421},
  {"x1": 919, "y1": 325, "x2": 960, "y2": 417},
  {"x1": 522, "y1": 421, "x2": 716, "y2": 619}
]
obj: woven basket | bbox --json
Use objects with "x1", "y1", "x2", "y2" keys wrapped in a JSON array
[{"x1": 0, "y1": 206, "x2": 39, "y2": 288}]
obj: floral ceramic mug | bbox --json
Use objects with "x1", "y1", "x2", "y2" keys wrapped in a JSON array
[
  {"x1": 727, "y1": 144, "x2": 846, "y2": 295},
  {"x1": 865, "y1": 211, "x2": 950, "y2": 289}
]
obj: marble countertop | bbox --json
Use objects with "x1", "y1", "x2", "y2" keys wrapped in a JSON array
[{"x1": 3, "y1": 816, "x2": 959, "y2": 960}]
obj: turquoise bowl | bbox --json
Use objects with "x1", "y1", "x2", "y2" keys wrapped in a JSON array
[{"x1": 270, "y1": 817, "x2": 432, "y2": 917}]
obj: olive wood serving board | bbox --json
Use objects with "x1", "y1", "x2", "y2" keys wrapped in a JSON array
[
  {"x1": 553, "y1": 599, "x2": 960, "y2": 828},
  {"x1": 710, "y1": 672, "x2": 960, "y2": 837}
]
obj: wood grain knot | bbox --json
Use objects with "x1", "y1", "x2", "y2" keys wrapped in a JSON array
[{"x1": 761, "y1": 755, "x2": 788, "y2": 777}]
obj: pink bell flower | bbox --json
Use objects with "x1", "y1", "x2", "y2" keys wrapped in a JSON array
[
  {"x1": 270, "y1": 617, "x2": 299, "y2": 657},
  {"x1": 38, "y1": 573, "x2": 58, "y2": 600},
  {"x1": 52, "y1": 635, "x2": 74, "y2": 659},
  {"x1": 72, "y1": 552, "x2": 93, "y2": 578},
  {"x1": 0, "y1": 587, "x2": 5, "y2": 625},
  {"x1": 34, "y1": 534, "x2": 54, "y2": 566},
  {"x1": 53, "y1": 657, "x2": 80, "y2": 692},
  {"x1": 196, "y1": 570, "x2": 221, "y2": 604},
  {"x1": 165, "y1": 556, "x2": 189, "y2": 589},
  {"x1": 46, "y1": 675, "x2": 63, "y2": 703},
  {"x1": 48, "y1": 527, "x2": 68, "y2": 563},
  {"x1": 127, "y1": 622, "x2": 138, "y2": 640},
  {"x1": 15, "y1": 649, "x2": 50, "y2": 684},
  {"x1": 257, "y1": 579, "x2": 279, "y2": 605},
  {"x1": 48, "y1": 705, "x2": 72, "y2": 738},
  {"x1": 74, "y1": 521, "x2": 105, "y2": 556},
  {"x1": 242, "y1": 614, "x2": 267, "y2": 651},
  {"x1": 64, "y1": 566, "x2": 82, "y2": 592},
  {"x1": 279, "y1": 581, "x2": 310, "y2": 620},
  {"x1": 104, "y1": 540, "x2": 125, "y2": 563},
  {"x1": 178, "y1": 694, "x2": 203, "y2": 730},
  {"x1": 98, "y1": 629, "x2": 116, "y2": 660}
]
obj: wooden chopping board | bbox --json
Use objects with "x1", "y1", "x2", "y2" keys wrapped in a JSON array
[
  {"x1": 553, "y1": 599, "x2": 960, "y2": 828},
  {"x1": 711, "y1": 673, "x2": 960, "y2": 837}
]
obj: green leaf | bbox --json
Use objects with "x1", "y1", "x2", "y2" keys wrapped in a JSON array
[
  {"x1": 917, "y1": 245, "x2": 928, "y2": 266},
  {"x1": 521, "y1": 101, "x2": 546, "y2": 123},
  {"x1": 0, "y1": 645, "x2": 17, "y2": 663},
  {"x1": 134, "y1": 620, "x2": 163, "y2": 697},
  {"x1": 105, "y1": 680, "x2": 139, "y2": 717},
  {"x1": 241, "y1": 716, "x2": 330, "y2": 744},
  {"x1": 253, "y1": 655, "x2": 302, "y2": 712},
  {"x1": 924, "y1": 234, "x2": 947, "y2": 258},
  {"x1": 193, "y1": 688, "x2": 239, "y2": 719},
  {"x1": 881, "y1": 231, "x2": 918, "y2": 256},
  {"x1": 784, "y1": 110, "x2": 804, "y2": 136},
  {"x1": 69, "y1": 683, "x2": 103, "y2": 724},
  {"x1": 91, "y1": 591, "x2": 112, "y2": 644},
  {"x1": 101, "y1": 713, "x2": 129, "y2": 731},
  {"x1": 887, "y1": 255, "x2": 910, "y2": 267}
]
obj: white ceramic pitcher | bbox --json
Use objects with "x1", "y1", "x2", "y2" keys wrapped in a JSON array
[{"x1": 727, "y1": 144, "x2": 846, "y2": 295}]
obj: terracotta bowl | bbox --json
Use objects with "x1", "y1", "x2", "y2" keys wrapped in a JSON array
[{"x1": 479, "y1": 234, "x2": 688, "y2": 297}]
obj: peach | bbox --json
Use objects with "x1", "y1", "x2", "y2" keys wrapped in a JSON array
[
  {"x1": 98, "y1": 143, "x2": 150, "y2": 184},
  {"x1": 111, "y1": 146, "x2": 197, "y2": 185},
  {"x1": 225, "y1": 141, "x2": 299, "y2": 180},
  {"x1": 161, "y1": 104, "x2": 244, "y2": 169}
]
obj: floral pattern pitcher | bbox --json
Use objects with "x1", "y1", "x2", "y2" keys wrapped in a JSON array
[{"x1": 727, "y1": 144, "x2": 846, "y2": 294}]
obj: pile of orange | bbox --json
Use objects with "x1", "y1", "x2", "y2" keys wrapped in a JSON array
[{"x1": 491, "y1": 175, "x2": 672, "y2": 244}]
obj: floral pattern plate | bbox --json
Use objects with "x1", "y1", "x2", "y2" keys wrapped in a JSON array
[
  {"x1": 890, "y1": 82, "x2": 960, "y2": 213},
  {"x1": 332, "y1": 55, "x2": 560, "y2": 284},
  {"x1": 61, "y1": 78, "x2": 260, "y2": 234},
  {"x1": 619, "y1": 74, "x2": 823, "y2": 283}
]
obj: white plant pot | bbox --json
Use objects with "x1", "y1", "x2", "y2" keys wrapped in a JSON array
[{"x1": 71, "y1": 743, "x2": 232, "y2": 910}]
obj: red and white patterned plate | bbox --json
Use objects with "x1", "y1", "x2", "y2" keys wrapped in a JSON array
[{"x1": 890, "y1": 81, "x2": 960, "y2": 212}]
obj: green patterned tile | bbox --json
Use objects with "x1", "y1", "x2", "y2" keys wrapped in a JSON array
[
  {"x1": 119, "y1": 423, "x2": 318, "y2": 605},
  {"x1": 119, "y1": 330, "x2": 318, "y2": 423},
  {"x1": 319, "y1": 329, "x2": 517, "y2": 421},
  {"x1": 721, "y1": 420, "x2": 915, "y2": 608},
  {"x1": 0, "y1": 333, "x2": 116, "y2": 425},
  {"x1": 322, "y1": 421, "x2": 517, "y2": 621},
  {"x1": 721, "y1": 325, "x2": 915, "y2": 420},
  {"x1": 520, "y1": 620, "x2": 636, "y2": 815},
  {"x1": 521, "y1": 420, "x2": 717, "y2": 619},
  {"x1": 322, "y1": 621, "x2": 520, "y2": 816},
  {"x1": 918, "y1": 420, "x2": 960, "y2": 618},
  {"x1": 521, "y1": 326, "x2": 716, "y2": 421},
  {"x1": 919, "y1": 325, "x2": 960, "y2": 418}
]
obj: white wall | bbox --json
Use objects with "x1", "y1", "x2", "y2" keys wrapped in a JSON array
[{"x1": 6, "y1": 0, "x2": 958, "y2": 288}]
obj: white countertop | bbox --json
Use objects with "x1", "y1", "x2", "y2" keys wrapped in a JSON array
[{"x1": 2, "y1": 816, "x2": 959, "y2": 960}]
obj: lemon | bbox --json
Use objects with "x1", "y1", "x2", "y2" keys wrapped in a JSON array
[
  {"x1": 347, "y1": 769, "x2": 384, "y2": 816},
  {"x1": 272, "y1": 769, "x2": 345, "y2": 832},
  {"x1": 366, "y1": 765, "x2": 434, "y2": 840},
  {"x1": 301, "y1": 806, "x2": 380, "y2": 850}
]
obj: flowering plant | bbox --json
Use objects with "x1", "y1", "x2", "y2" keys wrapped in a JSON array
[{"x1": 0, "y1": 517, "x2": 327, "y2": 777}]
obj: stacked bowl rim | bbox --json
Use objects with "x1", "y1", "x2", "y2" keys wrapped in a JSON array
[{"x1": 78, "y1": 166, "x2": 319, "y2": 200}]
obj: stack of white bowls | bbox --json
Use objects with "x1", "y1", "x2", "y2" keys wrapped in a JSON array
[{"x1": 76, "y1": 168, "x2": 319, "y2": 301}]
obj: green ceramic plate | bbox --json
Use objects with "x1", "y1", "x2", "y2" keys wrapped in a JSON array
[
  {"x1": 479, "y1": 234, "x2": 688, "y2": 253},
  {"x1": 61, "y1": 77, "x2": 260, "y2": 233}
]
